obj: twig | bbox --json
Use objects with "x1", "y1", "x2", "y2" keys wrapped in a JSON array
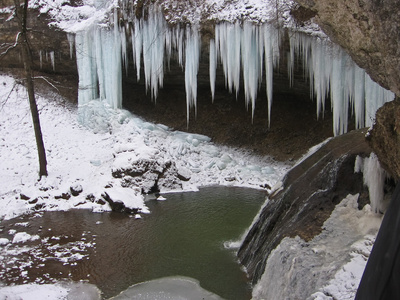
[
  {"x1": 0, "y1": 81, "x2": 18, "y2": 112},
  {"x1": 0, "y1": 32, "x2": 21, "y2": 59},
  {"x1": 34, "y1": 76, "x2": 61, "y2": 93}
]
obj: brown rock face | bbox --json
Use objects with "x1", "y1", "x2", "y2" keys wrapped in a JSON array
[
  {"x1": 238, "y1": 129, "x2": 372, "y2": 284},
  {"x1": 366, "y1": 97, "x2": 400, "y2": 180},
  {"x1": 0, "y1": 7, "x2": 77, "y2": 75},
  {"x1": 294, "y1": 0, "x2": 400, "y2": 97}
]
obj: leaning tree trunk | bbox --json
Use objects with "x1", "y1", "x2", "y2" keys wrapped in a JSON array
[{"x1": 14, "y1": 0, "x2": 48, "y2": 177}]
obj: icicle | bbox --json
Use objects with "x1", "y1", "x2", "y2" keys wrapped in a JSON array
[
  {"x1": 213, "y1": 22, "x2": 281, "y2": 124},
  {"x1": 354, "y1": 155, "x2": 364, "y2": 173},
  {"x1": 165, "y1": 24, "x2": 172, "y2": 69},
  {"x1": 185, "y1": 26, "x2": 201, "y2": 125},
  {"x1": 142, "y1": 5, "x2": 166, "y2": 100},
  {"x1": 173, "y1": 24, "x2": 185, "y2": 68},
  {"x1": 330, "y1": 50, "x2": 348, "y2": 136},
  {"x1": 133, "y1": 18, "x2": 143, "y2": 81},
  {"x1": 67, "y1": 33, "x2": 75, "y2": 59},
  {"x1": 75, "y1": 9, "x2": 123, "y2": 109},
  {"x1": 364, "y1": 74, "x2": 394, "y2": 127},
  {"x1": 241, "y1": 22, "x2": 260, "y2": 119},
  {"x1": 120, "y1": 25, "x2": 128, "y2": 76},
  {"x1": 263, "y1": 24, "x2": 278, "y2": 127},
  {"x1": 353, "y1": 65, "x2": 365, "y2": 128},
  {"x1": 209, "y1": 39, "x2": 217, "y2": 102},
  {"x1": 39, "y1": 50, "x2": 43, "y2": 69},
  {"x1": 50, "y1": 51, "x2": 55, "y2": 71}
]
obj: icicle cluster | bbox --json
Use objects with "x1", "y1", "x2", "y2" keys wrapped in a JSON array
[
  {"x1": 289, "y1": 32, "x2": 394, "y2": 136},
  {"x1": 38, "y1": 50, "x2": 57, "y2": 71},
  {"x1": 74, "y1": 5, "x2": 394, "y2": 133},
  {"x1": 211, "y1": 22, "x2": 281, "y2": 124},
  {"x1": 75, "y1": 8, "x2": 124, "y2": 109}
]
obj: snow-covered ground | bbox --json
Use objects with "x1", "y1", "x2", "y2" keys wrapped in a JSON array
[{"x1": 0, "y1": 73, "x2": 287, "y2": 220}]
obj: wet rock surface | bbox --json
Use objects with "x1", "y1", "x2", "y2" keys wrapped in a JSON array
[
  {"x1": 367, "y1": 97, "x2": 400, "y2": 180},
  {"x1": 238, "y1": 129, "x2": 373, "y2": 284}
]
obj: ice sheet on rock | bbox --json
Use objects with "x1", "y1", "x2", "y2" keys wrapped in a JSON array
[{"x1": 111, "y1": 276, "x2": 223, "y2": 300}]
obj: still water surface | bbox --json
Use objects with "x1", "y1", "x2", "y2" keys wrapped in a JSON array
[{"x1": 0, "y1": 186, "x2": 266, "y2": 299}]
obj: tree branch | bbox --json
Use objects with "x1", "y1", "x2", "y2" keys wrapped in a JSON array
[{"x1": 0, "y1": 32, "x2": 21, "y2": 59}]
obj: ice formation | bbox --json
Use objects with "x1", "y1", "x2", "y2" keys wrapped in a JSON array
[
  {"x1": 289, "y1": 32, "x2": 394, "y2": 135},
  {"x1": 211, "y1": 22, "x2": 281, "y2": 123},
  {"x1": 73, "y1": 3, "x2": 394, "y2": 133},
  {"x1": 354, "y1": 153, "x2": 388, "y2": 213}
]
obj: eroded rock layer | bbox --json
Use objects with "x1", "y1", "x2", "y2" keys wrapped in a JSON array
[{"x1": 238, "y1": 129, "x2": 372, "y2": 284}]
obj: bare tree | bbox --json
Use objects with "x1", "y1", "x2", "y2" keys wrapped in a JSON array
[{"x1": 11, "y1": 0, "x2": 48, "y2": 177}]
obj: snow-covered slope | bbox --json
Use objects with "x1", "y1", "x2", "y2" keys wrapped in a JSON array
[{"x1": 0, "y1": 74, "x2": 287, "y2": 220}]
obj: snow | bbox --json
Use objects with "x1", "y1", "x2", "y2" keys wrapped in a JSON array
[
  {"x1": 0, "y1": 282, "x2": 100, "y2": 300},
  {"x1": 12, "y1": 232, "x2": 40, "y2": 244},
  {"x1": 0, "y1": 238, "x2": 10, "y2": 246},
  {"x1": 0, "y1": 74, "x2": 287, "y2": 221},
  {"x1": 252, "y1": 194, "x2": 383, "y2": 300},
  {"x1": 105, "y1": 186, "x2": 149, "y2": 213}
]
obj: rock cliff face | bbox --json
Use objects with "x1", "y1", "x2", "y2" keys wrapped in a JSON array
[
  {"x1": 294, "y1": 0, "x2": 400, "y2": 97},
  {"x1": 0, "y1": 8, "x2": 77, "y2": 75}
]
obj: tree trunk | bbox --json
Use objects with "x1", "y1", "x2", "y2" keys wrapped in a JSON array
[{"x1": 15, "y1": 0, "x2": 48, "y2": 177}]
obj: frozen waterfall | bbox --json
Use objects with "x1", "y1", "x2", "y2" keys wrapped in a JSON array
[
  {"x1": 74, "y1": 5, "x2": 394, "y2": 134},
  {"x1": 288, "y1": 32, "x2": 394, "y2": 135},
  {"x1": 211, "y1": 22, "x2": 281, "y2": 123}
]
